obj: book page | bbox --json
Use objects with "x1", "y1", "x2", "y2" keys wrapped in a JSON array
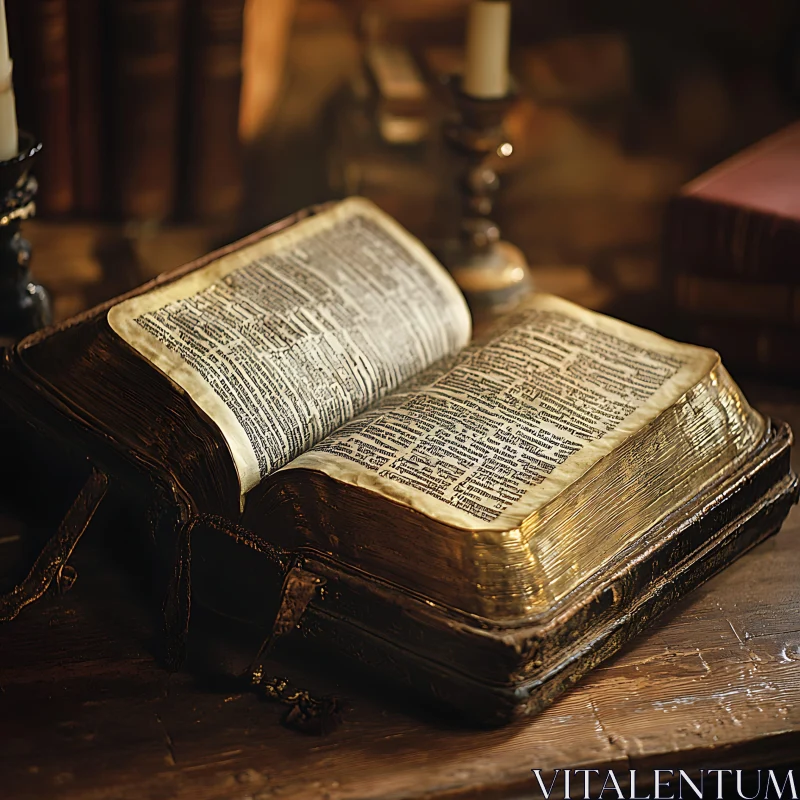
[
  {"x1": 286, "y1": 295, "x2": 719, "y2": 531},
  {"x1": 108, "y1": 198, "x2": 471, "y2": 497}
]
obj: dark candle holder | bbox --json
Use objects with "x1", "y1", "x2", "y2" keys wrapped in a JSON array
[
  {"x1": 0, "y1": 131, "x2": 51, "y2": 345},
  {"x1": 442, "y1": 78, "x2": 533, "y2": 317}
]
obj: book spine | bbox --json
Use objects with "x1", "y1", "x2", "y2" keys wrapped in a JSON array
[
  {"x1": 664, "y1": 194, "x2": 800, "y2": 283},
  {"x1": 184, "y1": 0, "x2": 245, "y2": 222},
  {"x1": 29, "y1": 0, "x2": 74, "y2": 216},
  {"x1": 68, "y1": 0, "x2": 105, "y2": 216},
  {"x1": 112, "y1": 0, "x2": 185, "y2": 222}
]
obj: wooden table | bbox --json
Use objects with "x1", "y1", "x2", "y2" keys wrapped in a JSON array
[{"x1": 0, "y1": 387, "x2": 798, "y2": 800}]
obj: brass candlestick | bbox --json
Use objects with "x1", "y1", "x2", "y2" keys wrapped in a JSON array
[
  {"x1": 0, "y1": 132, "x2": 51, "y2": 344},
  {"x1": 443, "y1": 79, "x2": 532, "y2": 316}
]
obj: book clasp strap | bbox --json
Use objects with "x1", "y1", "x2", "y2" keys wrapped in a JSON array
[
  {"x1": 0, "y1": 469, "x2": 108, "y2": 623},
  {"x1": 247, "y1": 565, "x2": 341, "y2": 735},
  {"x1": 163, "y1": 515, "x2": 339, "y2": 734}
]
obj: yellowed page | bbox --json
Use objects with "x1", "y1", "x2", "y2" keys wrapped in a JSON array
[
  {"x1": 108, "y1": 198, "x2": 471, "y2": 498},
  {"x1": 286, "y1": 295, "x2": 720, "y2": 531}
]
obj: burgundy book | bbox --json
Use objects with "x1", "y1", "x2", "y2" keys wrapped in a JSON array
[
  {"x1": 184, "y1": 0, "x2": 245, "y2": 221},
  {"x1": 665, "y1": 122, "x2": 800, "y2": 283},
  {"x1": 665, "y1": 123, "x2": 800, "y2": 380}
]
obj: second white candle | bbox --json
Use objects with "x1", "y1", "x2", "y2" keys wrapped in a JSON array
[
  {"x1": 463, "y1": 0, "x2": 511, "y2": 100},
  {"x1": 0, "y1": 0, "x2": 18, "y2": 161}
]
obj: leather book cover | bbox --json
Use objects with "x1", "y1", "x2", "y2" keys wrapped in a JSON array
[{"x1": 665, "y1": 124, "x2": 800, "y2": 380}]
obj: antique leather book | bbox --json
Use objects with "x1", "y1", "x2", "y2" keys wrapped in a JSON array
[
  {"x1": 665, "y1": 121, "x2": 800, "y2": 282},
  {"x1": 664, "y1": 122, "x2": 800, "y2": 380},
  {"x1": 0, "y1": 198, "x2": 796, "y2": 724}
]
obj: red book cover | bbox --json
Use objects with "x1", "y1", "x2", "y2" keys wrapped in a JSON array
[{"x1": 665, "y1": 123, "x2": 800, "y2": 283}]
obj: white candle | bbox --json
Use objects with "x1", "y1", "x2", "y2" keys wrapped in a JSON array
[
  {"x1": 462, "y1": 0, "x2": 511, "y2": 99},
  {"x1": 0, "y1": 0, "x2": 18, "y2": 161}
]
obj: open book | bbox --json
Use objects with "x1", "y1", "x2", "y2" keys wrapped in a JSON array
[{"x1": 1, "y1": 198, "x2": 795, "y2": 723}]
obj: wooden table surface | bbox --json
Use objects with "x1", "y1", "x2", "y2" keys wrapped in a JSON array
[{"x1": 0, "y1": 387, "x2": 798, "y2": 800}]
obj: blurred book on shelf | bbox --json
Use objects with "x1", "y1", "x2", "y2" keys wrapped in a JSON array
[
  {"x1": 665, "y1": 122, "x2": 800, "y2": 382},
  {"x1": 27, "y1": 0, "x2": 74, "y2": 216},
  {"x1": 7, "y1": 0, "x2": 246, "y2": 226},
  {"x1": 183, "y1": 0, "x2": 246, "y2": 221},
  {"x1": 68, "y1": 0, "x2": 105, "y2": 217},
  {"x1": 111, "y1": 0, "x2": 185, "y2": 222}
]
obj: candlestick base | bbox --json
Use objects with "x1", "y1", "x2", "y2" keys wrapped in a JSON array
[
  {"x1": 442, "y1": 79, "x2": 533, "y2": 320},
  {"x1": 442, "y1": 238, "x2": 533, "y2": 318},
  {"x1": 0, "y1": 132, "x2": 52, "y2": 345}
]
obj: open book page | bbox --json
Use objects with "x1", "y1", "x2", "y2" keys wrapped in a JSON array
[
  {"x1": 108, "y1": 198, "x2": 471, "y2": 497},
  {"x1": 285, "y1": 294, "x2": 727, "y2": 532}
]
